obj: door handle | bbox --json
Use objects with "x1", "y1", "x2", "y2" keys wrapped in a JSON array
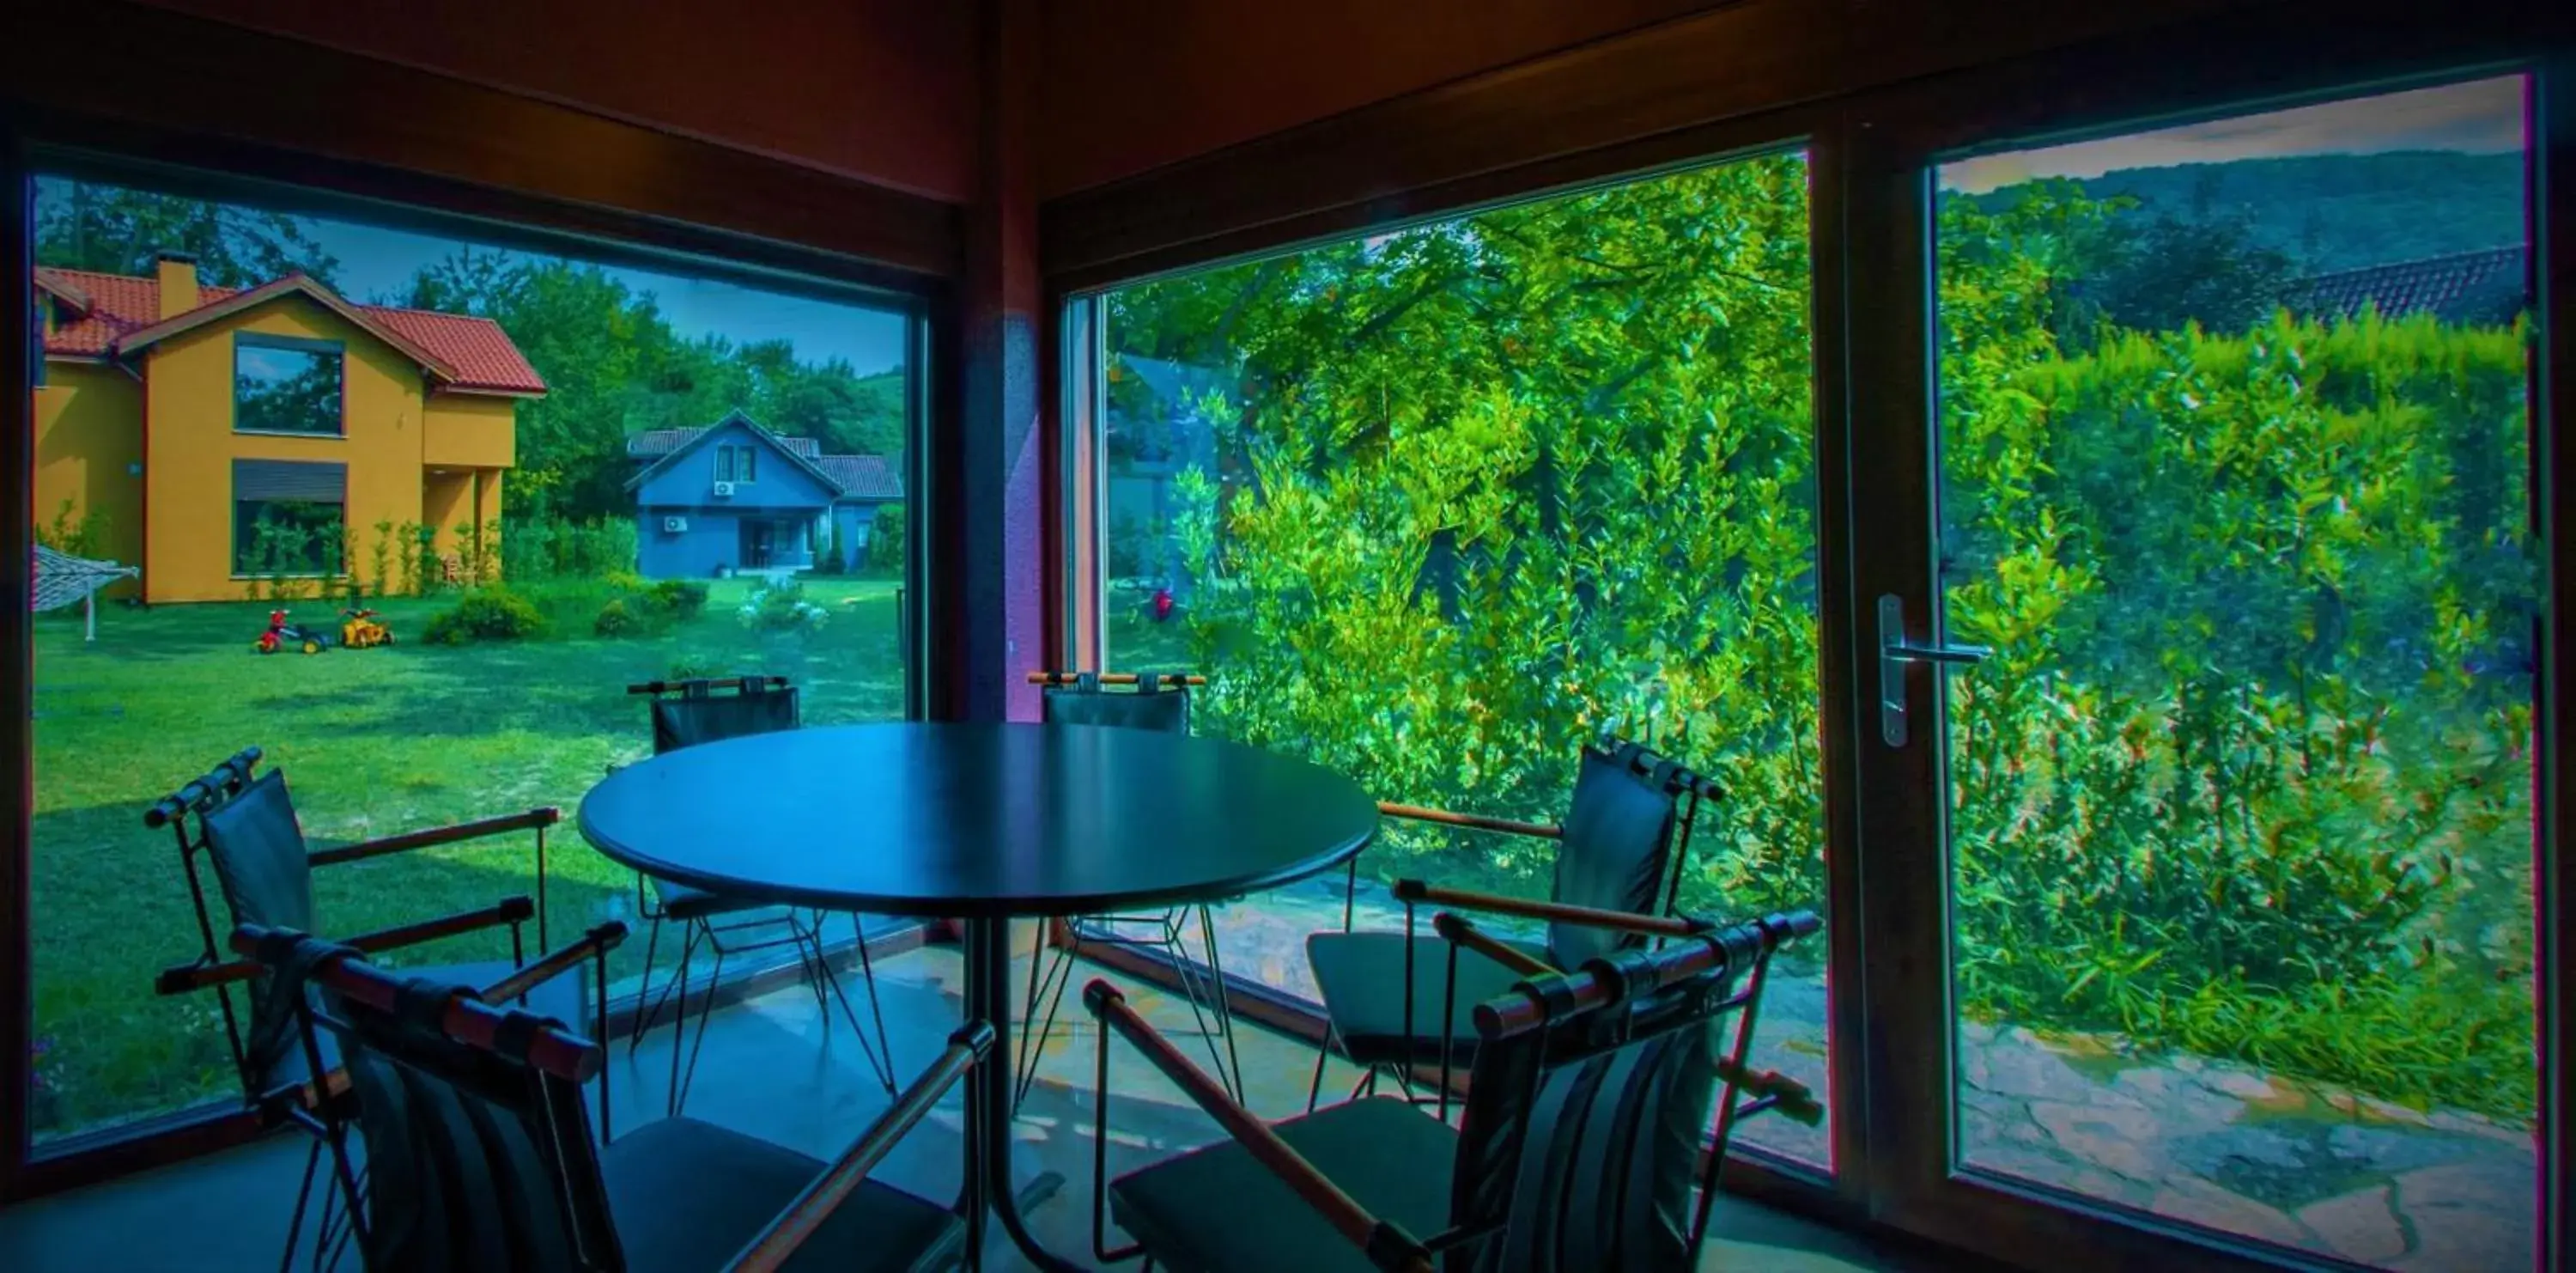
[{"x1": 1878, "y1": 593, "x2": 1989, "y2": 747}]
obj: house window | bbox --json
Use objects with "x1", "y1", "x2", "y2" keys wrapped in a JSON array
[
  {"x1": 234, "y1": 333, "x2": 344, "y2": 436},
  {"x1": 740, "y1": 447, "x2": 756, "y2": 482},
  {"x1": 232, "y1": 459, "x2": 347, "y2": 576}
]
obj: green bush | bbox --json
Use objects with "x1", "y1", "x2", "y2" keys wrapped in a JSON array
[
  {"x1": 648, "y1": 580, "x2": 709, "y2": 620},
  {"x1": 592, "y1": 597, "x2": 641, "y2": 637},
  {"x1": 1107, "y1": 157, "x2": 2537, "y2": 1119},
  {"x1": 866, "y1": 503, "x2": 905, "y2": 572},
  {"x1": 738, "y1": 579, "x2": 829, "y2": 634},
  {"x1": 422, "y1": 587, "x2": 549, "y2": 645}
]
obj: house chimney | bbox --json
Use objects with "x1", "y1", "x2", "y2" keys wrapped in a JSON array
[{"x1": 155, "y1": 251, "x2": 198, "y2": 319}]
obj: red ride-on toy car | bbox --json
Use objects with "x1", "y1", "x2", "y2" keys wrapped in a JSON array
[{"x1": 253, "y1": 609, "x2": 332, "y2": 655}]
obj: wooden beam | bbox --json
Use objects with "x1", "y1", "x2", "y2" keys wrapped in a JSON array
[{"x1": 0, "y1": 0, "x2": 963, "y2": 283}]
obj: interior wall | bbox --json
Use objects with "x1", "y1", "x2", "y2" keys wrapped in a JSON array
[
  {"x1": 125, "y1": 0, "x2": 981, "y2": 202},
  {"x1": 1035, "y1": 0, "x2": 1730, "y2": 197}
]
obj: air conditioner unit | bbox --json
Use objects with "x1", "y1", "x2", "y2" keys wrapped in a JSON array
[
  {"x1": 662, "y1": 516, "x2": 688, "y2": 533},
  {"x1": 712, "y1": 481, "x2": 737, "y2": 498}
]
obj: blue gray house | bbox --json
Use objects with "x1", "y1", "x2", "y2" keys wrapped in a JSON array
[{"x1": 627, "y1": 410, "x2": 902, "y2": 579}]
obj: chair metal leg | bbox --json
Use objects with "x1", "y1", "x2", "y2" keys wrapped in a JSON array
[
  {"x1": 276, "y1": 1138, "x2": 321, "y2": 1273},
  {"x1": 852, "y1": 914, "x2": 899, "y2": 1087},
  {"x1": 803, "y1": 917, "x2": 896, "y2": 1093},
  {"x1": 673, "y1": 935, "x2": 725, "y2": 1116},
  {"x1": 1015, "y1": 921, "x2": 1082, "y2": 1110},
  {"x1": 628, "y1": 913, "x2": 677, "y2": 1052},
  {"x1": 1305, "y1": 1030, "x2": 1334, "y2": 1113},
  {"x1": 1188, "y1": 904, "x2": 1245, "y2": 1105}
]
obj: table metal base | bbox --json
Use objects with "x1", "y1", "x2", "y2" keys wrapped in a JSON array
[{"x1": 947, "y1": 916, "x2": 1088, "y2": 1270}]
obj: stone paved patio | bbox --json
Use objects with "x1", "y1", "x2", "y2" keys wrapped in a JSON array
[{"x1": 1197, "y1": 875, "x2": 2537, "y2": 1272}]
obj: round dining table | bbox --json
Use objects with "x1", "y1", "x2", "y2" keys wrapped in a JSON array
[{"x1": 578, "y1": 721, "x2": 1379, "y2": 1270}]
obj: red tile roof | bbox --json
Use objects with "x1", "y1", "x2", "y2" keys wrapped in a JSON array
[
  {"x1": 34, "y1": 266, "x2": 545, "y2": 397},
  {"x1": 2291, "y1": 246, "x2": 2529, "y2": 326}
]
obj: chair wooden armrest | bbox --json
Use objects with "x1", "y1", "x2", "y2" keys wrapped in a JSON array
[
  {"x1": 726, "y1": 1022, "x2": 996, "y2": 1273},
  {"x1": 158, "y1": 896, "x2": 538, "y2": 995},
  {"x1": 307, "y1": 807, "x2": 561, "y2": 868},
  {"x1": 1084, "y1": 979, "x2": 1431, "y2": 1272},
  {"x1": 1025, "y1": 671, "x2": 1208, "y2": 686},
  {"x1": 1392, "y1": 880, "x2": 1708, "y2": 939},
  {"x1": 479, "y1": 920, "x2": 626, "y2": 1005},
  {"x1": 1374, "y1": 800, "x2": 1559, "y2": 840},
  {"x1": 1430, "y1": 911, "x2": 1557, "y2": 978}
]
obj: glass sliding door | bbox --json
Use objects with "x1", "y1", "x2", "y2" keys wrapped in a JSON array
[
  {"x1": 1084, "y1": 145, "x2": 1835, "y2": 1166},
  {"x1": 1913, "y1": 76, "x2": 2542, "y2": 1268},
  {"x1": 24, "y1": 161, "x2": 922, "y2": 1146}
]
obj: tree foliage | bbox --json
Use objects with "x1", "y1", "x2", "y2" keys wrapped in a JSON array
[
  {"x1": 400, "y1": 249, "x2": 904, "y2": 519},
  {"x1": 36, "y1": 181, "x2": 341, "y2": 288},
  {"x1": 1109, "y1": 152, "x2": 2537, "y2": 1118}
]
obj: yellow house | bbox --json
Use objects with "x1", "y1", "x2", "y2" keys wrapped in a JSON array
[{"x1": 32, "y1": 253, "x2": 545, "y2": 603}]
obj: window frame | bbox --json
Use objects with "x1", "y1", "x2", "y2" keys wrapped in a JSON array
[
  {"x1": 229, "y1": 331, "x2": 347, "y2": 438},
  {"x1": 0, "y1": 17, "x2": 956, "y2": 1195}
]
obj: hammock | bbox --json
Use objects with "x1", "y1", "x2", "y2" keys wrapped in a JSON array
[{"x1": 32, "y1": 544, "x2": 138, "y2": 642}]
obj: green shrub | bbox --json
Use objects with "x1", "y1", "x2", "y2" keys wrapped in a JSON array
[
  {"x1": 1109, "y1": 159, "x2": 2537, "y2": 1120},
  {"x1": 738, "y1": 579, "x2": 829, "y2": 634},
  {"x1": 592, "y1": 597, "x2": 641, "y2": 637},
  {"x1": 648, "y1": 580, "x2": 709, "y2": 620},
  {"x1": 866, "y1": 503, "x2": 905, "y2": 572},
  {"x1": 422, "y1": 587, "x2": 548, "y2": 645}
]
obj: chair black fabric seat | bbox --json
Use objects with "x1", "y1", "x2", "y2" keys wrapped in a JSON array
[
  {"x1": 600, "y1": 1117, "x2": 957, "y2": 1273},
  {"x1": 1110, "y1": 1096, "x2": 1456, "y2": 1273},
  {"x1": 1306, "y1": 930, "x2": 1550, "y2": 1067},
  {"x1": 651, "y1": 879, "x2": 774, "y2": 923}
]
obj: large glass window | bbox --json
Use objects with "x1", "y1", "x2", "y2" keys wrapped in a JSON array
[
  {"x1": 1932, "y1": 76, "x2": 2536, "y2": 1269},
  {"x1": 1089, "y1": 148, "x2": 1831, "y2": 1165},
  {"x1": 27, "y1": 170, "x2": 916, "y2": 1142},
  {"x1": 233, "y1": 335, "x2": 343, "y2": 436}
]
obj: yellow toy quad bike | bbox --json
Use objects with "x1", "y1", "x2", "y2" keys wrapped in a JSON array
[{"x1": 339, "y1": 607, "x2": 395, "y2": 649}]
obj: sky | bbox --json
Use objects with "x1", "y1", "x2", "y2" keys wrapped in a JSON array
[
  {"x1": 36, "y1": 179, "x2": 911, "y2": 376},
  {"x1": 1941, "y1": 75, "x2": 2526, "y2": 194}
]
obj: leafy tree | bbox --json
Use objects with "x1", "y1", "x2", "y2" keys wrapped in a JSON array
[
  {"x1": 1108, "y1": 152, "x2": 2537, "y2": 1118},
  {"x1": 35, "y1": 180, "x2": 340, "y2": 288},
  {"x1": 402, "y1": 250, "x2": 906, "y2": 521}
]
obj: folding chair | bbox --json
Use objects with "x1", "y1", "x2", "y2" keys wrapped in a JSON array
[
  {"x1": 622, "y1": 676, "x2": 897, "y2": 1113},
  {"x1": 1013, "y1": 670, "x2": 1242, "y2": 1105},
  {"x1": 146, "y1": 746, "x2": 584, "y2": 1272},
  {"x1": 1303, "y1": 739, "x2": 1712, "y2": 1110},
  {"x1": 1085, "y1": 905, "x2": 1824, "y2": 1271},
  {"x1": 239, "y1": 925, "x2": 987, "y2": 1273}
]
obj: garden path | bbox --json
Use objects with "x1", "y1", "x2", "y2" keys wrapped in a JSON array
[{"x1": 1206, "y1": 876, "x2": 2534, "y2": 1272}]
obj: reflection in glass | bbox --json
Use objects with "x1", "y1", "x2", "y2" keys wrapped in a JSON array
[{"x1": 1935, "y1": 76, "x2": 2537, "y2": 1269}]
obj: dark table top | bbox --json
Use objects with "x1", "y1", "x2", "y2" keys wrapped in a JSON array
[{"x1": 577, "y1": 722, "x2": 1380, "y2": 918}]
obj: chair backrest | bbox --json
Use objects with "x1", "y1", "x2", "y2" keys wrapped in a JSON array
[
  {"x1": 1444, "y1": 915, "x2": 1807, "y2": 1273},
  {"x1": 263, "y1": 935, "x2": 622, "y2": 1272},
  {"x1": 639, "y1": 676, "x2": 801, "y2": 754},
  {"x1": 1543, "y1": 742, "x2": 1708, "y2": 968},
  {"x1": 190, "y1": 765, "x2": 321, "y2": 1094},
  {"x1": 1039, "y1": 671, "x2": 1191, "y2": 734}
]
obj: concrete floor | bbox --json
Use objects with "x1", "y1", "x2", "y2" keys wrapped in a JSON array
[{"x1": 0, "y1": 943, "x2": 1954, "y2": 1271}]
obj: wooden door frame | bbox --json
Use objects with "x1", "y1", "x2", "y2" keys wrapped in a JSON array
[{"x1": 1841, "y1": 21, "x2": 2572, "y2": 1273}]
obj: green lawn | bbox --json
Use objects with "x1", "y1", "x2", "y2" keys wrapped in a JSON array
[{"x1": 28, "y1": 576, "x2": 906, "y2": 1139}]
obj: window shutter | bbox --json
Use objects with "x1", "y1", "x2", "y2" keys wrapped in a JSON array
[{"x1": 233, "y1": 459, "x2": 348, "y2": 502}]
